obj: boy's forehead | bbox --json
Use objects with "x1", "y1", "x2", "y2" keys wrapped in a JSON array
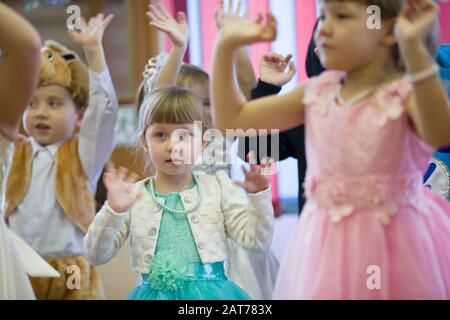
[{"x1": 35, "y1": 84, "x2": 71, "y2": 98}]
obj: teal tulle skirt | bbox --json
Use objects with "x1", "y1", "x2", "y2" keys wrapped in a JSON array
[{"x1": 127, "y1": 261, "x2": 251, "y2": 300}]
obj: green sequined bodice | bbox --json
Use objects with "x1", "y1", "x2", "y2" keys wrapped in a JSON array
[{"x1": 146, "y1": 184, "x2": 201, "y2": 265}]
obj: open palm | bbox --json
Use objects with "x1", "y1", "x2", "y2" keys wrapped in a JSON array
[
  {"x1": 68, "y1": 13, "x2": 114, "y2": 47},
  {"x1": 234, "y1": 152, "x2": 275, "y2": 194},
  {"x1": 147, "y1": 3, "x2": 189, "y2": 48},
  {"x1": 220, "y1": 12, "x2": 277, "y2": 47},
  {"x1": 104, "y1": 166, "x2": 141, "y2": 213},
  {"x1": 215, "y1": 0, "x2": 246, "y2": 29}
]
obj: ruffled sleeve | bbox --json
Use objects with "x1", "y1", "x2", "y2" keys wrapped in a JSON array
[
  {"x1": 373, "y1": 79, "x2": 411, "y2": 126},
  {"x1": 303, "y1": 71, "x2": 344, "y2": 115},
  {"x1": 373, "y1": 79, "x2": 434, "y2": 169}
]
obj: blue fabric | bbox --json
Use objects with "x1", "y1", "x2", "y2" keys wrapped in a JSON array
[
  {"x1": 127, "y1": 261, "x2": 251, "y2": 300},
  {"x1": 438, "y1": 44, "x2": 450, "y2": 99},
  {"x1": 424, "y1": 45, "x2": 450, "y2": 200}
]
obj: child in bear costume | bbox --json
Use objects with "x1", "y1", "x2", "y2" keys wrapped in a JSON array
[{"x1": 4, "y1": 14, "x2": 118, "y2": 299}]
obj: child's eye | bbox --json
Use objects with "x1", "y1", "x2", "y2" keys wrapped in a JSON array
[
  {"x1": 48, "y1": 100, "x2": 61, "y2": 108},
  {"x1": 155, "y1": 132, "x2": 166, "y2": 140},
  {"x1": 29, "y1": 100, "x2": 37, "y2": 109},
  {"x1": 337, "y1": 13, "x2": 350, "y2": 20}
]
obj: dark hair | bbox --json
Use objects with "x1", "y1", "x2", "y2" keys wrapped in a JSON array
[{"x1": 305, "y1": 19, "x2": 325, "y2": 78}]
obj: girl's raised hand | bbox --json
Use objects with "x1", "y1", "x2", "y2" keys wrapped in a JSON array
[
  {"x1": 219, "y1": 12, "x2": 277, "y2": 47},
  {"x1": 104, "y1": 166, "x2": 141, "y2": 213},
  {"x1": 215, "y1": 0, "x2": 246, "y2": 29},
  {"x1": 147, "y1": 2, "x2": 189, "y2": 49},
  {"x1": 234, "y1": 151, "x2": 275, "y2": 194},
  {"x1": 68, "y1": 13, "x2": 114, "y2": 49},
  {"x1": 395, "y1": 0, "x2": 439, "y2": 45},
  {"x1": 259, "y1": 53, "x2": 297, "y2": 87}
]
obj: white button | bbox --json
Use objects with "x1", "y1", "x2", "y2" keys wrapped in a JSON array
[
  {"x1": 184, "y1": 196, "x2": 192, "y2": 204},
  {"x1": 154, "y1": 205, "x2": 162, "y2": 213},
  {"x1": 190, "y1": 215, "x2": 199, "y2": 224},
  {"x1": 148, "y1": 227, "x2": 157, "y2": 236},
  {"x1": 144, "y1": 254, "x2": 152, "y2": 263},
  {"x1": 197, "y1": 241, "x2": 206, "y2": 249}
]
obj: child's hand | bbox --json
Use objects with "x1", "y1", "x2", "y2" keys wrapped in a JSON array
[
  {"x1": 259, "y1": 53, "x2": 297, "y2": 86},
  {"x1": 104, "y1": 166, "x2": 141, "y2": 213},
  {"x1": 234, "y1": 151, "x2": 275, "y2": 194},
  {"x1": 215, "y1": 0, "x2": 246, "y2": 30},
  {"x1": 219, "y1": 12, "x2": 277, "y2": 47},
  {"x1": 395, "y1": 0, "x2": 439, "y2": 46},
  {"x1": 68, "y1": 13, "x2": 114, "y2": 49},
  {"x1": 147, "y1": 3, "x2": 189, "y2": 49}
]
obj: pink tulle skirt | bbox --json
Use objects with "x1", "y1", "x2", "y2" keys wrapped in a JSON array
[{"x1": 273, "y1": 189, "x2": 450, "y2": 299}]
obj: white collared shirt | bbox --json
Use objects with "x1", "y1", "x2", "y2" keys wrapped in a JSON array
[{"x1": 8, "y1": 68, "x2": 119, "y2": 257}]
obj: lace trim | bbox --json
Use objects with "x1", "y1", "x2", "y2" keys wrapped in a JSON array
[{"x1": 305, "y1": 174, "x2": 426, "y2": 225}]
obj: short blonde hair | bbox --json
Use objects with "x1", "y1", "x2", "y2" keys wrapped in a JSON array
[
  {"x1": 176, "y1": 64, "x2": 210, "y2": 88},
  {"x1": 138, "y1": 86, "x2": 211, "y2": 143},
  {"x1": 136, "y1": 64, "x2": 210, "y2": 117}
]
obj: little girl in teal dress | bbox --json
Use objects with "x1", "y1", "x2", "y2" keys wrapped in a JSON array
[
  {"x1": 127, "y1": 179, "x2": 251, "y2": 300},
  {"x1": 84, "y1": 87, "x2": 275, "y2": 300}
]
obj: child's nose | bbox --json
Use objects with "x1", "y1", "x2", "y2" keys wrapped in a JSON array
[
  {"x1": 35, "y1": 105, "x2": 49, "y2": 118},
  {"x1": 167, "y1": 140, "x2": 183, "y2": 155},
  {"x1": 166, "y1": 140, "x2": 177, "y2": 152},
  {"x1": 317, "y1": 22, "x2": 331, "y2": 39}
]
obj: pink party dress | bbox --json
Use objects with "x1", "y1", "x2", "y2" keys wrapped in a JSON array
[{"x1": 273, "y1": 71, "x2": 450, "y2": 300}]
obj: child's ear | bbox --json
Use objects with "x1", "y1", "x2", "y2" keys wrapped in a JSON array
[
  {"x1": 75, "y1": 106, "x2": 86, "y2": 129},
  {"x1": 381, "y1": 18, "x2": 397, "y2": 46},
  {"x1": 140, "y1": 133, "x2": 149, "y2": 149}
]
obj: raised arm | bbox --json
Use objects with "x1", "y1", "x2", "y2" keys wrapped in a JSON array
[
  {"x1": 69, "y1": 14, "x2": 119, "y2": 183},
  {"x1": 397, "y1": 0, "x2": 450, "y2": 148},
  {"x1": 215, "y1": 0, "x2": 257, "y2": 100},
  {"x1": 0, "y1": 3, "x2": 41, "y2": 141},
  {"x1": 147, "y1": 3, "x2": 189, "y2": 88},
  {"x1": 212, "y1": 13, "x2": 305, "y2": 133},
  {"x1": 84, "y1": 167, "x2": 140, "y2": 265}
]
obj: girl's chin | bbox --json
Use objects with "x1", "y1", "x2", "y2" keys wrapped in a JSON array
[{"x1": 157, "y1": 164, "x2": 192, "y2": 175}]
